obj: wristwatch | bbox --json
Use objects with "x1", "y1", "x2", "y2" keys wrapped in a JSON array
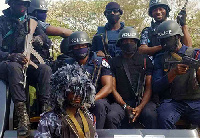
[{"x1": 122, "y1": 104, "x2": 127, "y2": 110}]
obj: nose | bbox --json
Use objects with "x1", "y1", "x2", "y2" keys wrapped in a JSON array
[{"x1": 155, "y1": 9, "x2": 162, "y2": 14}]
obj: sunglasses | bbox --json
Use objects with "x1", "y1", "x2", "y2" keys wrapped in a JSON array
[
  {"x1": 13, "y1": 1, "x2": 29, "y2": 7},
  {"x1": 105, "y1": 9, "x2": 120, "y2": 14}
]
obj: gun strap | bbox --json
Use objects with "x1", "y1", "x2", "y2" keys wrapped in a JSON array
[
  {"x1": 66, "y1": 109, "x2": 90, "y2": 138},
  {"x1": 122, "y1": 58, "x2": 134, "y2": 93},
  {"x1": 103, "y1": 30, "x2": 111, "y2": 58},
  {"x1": 94, "y1": 64, "x2": 102, "y2": 88}
]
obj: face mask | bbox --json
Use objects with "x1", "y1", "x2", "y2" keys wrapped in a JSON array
[
  {"x1": 106, "y1": 14, "x2": 120, "y2": 24},
  {"x1": 160, "y1": 37, "x2": 179, "y2": 52},
  {"x1": 36, "y1": 12, "x2": 47, "y2": 22},
  {"x1": 121, "y1": 43, "x2": 137, "y2": 54},
  {"x1": 73, "y1": 47, "x2": 89, "y2": 59},
  {"x1": 11, "y1": 5, "x2": 27, "y2": 18}
]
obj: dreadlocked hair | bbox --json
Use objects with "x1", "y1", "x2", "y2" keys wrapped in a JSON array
[{"x1": 49, "y1": 62, "x2": 95, "y2": 115}]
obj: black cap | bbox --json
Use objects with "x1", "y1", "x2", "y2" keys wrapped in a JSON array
[
  {"x1": 104, "y1": 2, "x2": 123, "y2": 16},
  {"x1": 105, "y1": 2, "x2": 120, "y2": 10}
]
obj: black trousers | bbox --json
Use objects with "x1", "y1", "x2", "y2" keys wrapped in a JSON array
[
  {"x1": 0, "y1": 61, "x2": 51, "y2": 104},
  {"x1": 90, "y1": 99, "x2": 125, "y2": 129}
]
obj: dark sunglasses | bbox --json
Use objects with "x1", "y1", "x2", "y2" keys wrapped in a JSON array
[
  {"x1": 105, "y1": 9, "x2": 120, "y2": 14},
  {"x1": 13, "y1": 1, "x2": 29, "y2": 7}
]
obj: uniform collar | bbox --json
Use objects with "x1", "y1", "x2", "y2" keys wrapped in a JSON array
[{"x1": 105, "y1": 22, "x2": 125, "y2": 31}]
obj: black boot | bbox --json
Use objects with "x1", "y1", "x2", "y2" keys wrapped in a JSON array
[{"x1": 15, "y1": 102, "x2": 30, "y2": 137}]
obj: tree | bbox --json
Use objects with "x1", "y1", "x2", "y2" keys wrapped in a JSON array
[{"x1": 46, "y1": 0, "x2": 200, "y2": 57}]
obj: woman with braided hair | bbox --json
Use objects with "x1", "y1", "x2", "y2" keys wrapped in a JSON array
[{"x1": 35, "y1": 63, "x2": 97, "y2": 138}]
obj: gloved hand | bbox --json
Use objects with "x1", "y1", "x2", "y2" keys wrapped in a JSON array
[
  {"x1": 7, "y1": 53, "x2": 28, "y2": 65},
  {"x1": 32, "y1": 35, "x2": 44, "y2": 47},
  {"x1": 177, "y1": 8, "x2": 187, "y2": 26}
]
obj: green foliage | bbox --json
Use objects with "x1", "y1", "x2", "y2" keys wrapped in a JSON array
[{"x1": 29, "y1": 86, "x2": 36, "y2": 106}]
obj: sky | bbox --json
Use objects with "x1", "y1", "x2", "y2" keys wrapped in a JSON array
[{"x1": 0, "y1": 0, "x2": 200, "y2": 15}]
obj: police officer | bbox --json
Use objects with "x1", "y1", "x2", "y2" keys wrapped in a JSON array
[
  {"x1": 139, "y1": 0, "x2": 192, "y2": 56},
  {"x1": 110, "y1": 27, "x2": 157, "y2": 129},
  {"x1": 28, "y1": 0, "x2": 72, "y2": 37},
  {"x1": 153, "y1": 20, "x2": 200, "y2": 128},
  {"x1": 0, "y1": 0, "x2": 51, "y2": 136},
  {"x1": 92, "y1": 2, "x2": 125, "y2": 58},
  {"x1": 60, "y1": 31, "x2": 116, "y2": 129}
]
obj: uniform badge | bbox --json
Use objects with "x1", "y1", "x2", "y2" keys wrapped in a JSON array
[{"x1": 102, "y1": 59, "x2": 110, "y2": 68}]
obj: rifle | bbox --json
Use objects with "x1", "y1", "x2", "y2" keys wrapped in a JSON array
[
  {"x1": 177, "y1": 0, "x2": 188, "y2": 25},
  {"x1": 165, "y1": 52, "x2": 200, "y2": 69},
  {"x1": 22, "y1": 18, "x2": 45, "y2": 88}
]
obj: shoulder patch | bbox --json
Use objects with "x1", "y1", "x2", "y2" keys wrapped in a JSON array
[{"x1": 101, "y1": 59, "x2": 110, "y2": 68}]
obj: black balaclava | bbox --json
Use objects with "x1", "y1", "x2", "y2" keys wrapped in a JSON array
[
  {"x1": 106, "y1": 14, "x2": 120, "y2": 24},
  {"x1": 160, "y1": 36, "x2": 179, "y2": 52},
  {"x1": 10, "y1": 1, "x2": 29, "y2": 18},
  {"x1": 120, "y1": 40, "x2": 138, "y2": 55}
]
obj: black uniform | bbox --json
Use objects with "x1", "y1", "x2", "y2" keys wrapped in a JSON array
[
  {"x1": 110, "y1": 52, "x2": 157, "y2": 129},
  {"x1": 0, "y1": 8, "x2": 51, "y2": 105}
]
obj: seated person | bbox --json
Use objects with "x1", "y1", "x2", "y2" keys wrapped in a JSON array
[
  {"x1": 110, "y1": 27, "x2": 157, "y2": 129},
  {"x1": 35, "y1": 63, "x2": 97, "y2": 138},
  {"x1": 153, "y1": 20, "x2": 200, "y2": 128}
]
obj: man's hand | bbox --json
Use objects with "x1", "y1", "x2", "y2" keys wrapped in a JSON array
[
  {"x1": 125, "y1": 106, "x2": 135, "y2": 123},
  {"x1": 173, "y1": 64, "x2": 189, "y2": 75},
  {"x1": 132, "y1": 106, "x2": 142, "y2": 122},
  {"x1": 177, "y1": 8, "x2": 187, "y2": 26},
  {"x1": 32, "y1": 35, "x2": 44, "y2": 47},
  {"x1": 8, "y1": 53, "x2": 28, "y2": 65},
  {"x1": 96, "y1": 50, "x2": 105, "y2": 57}
]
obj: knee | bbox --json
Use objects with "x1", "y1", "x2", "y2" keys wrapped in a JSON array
[
  {"x1": 94, "y1": 100, "x2": 107, "y2": 111},
  {"x1": 38, "y1": 64, "x2": 52, "y2": 75},
  {"x1": 7, "y1": 62, "x2": 22, "y2": 72},
  {"x1": 157, "y1": 110, "x2": 174, "y2": 123},
  {"x1": 142, "y1": 107, "x2": 157, "y2": 120},
  {"x1": 7, "y1": 62, "x2": 23, "y2": 76}
]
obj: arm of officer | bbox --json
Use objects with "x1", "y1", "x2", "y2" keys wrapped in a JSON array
[
  {"x1": 181, "y1": 25, "x2": 192, "y2": 47},
  {"x1": 112, "y1": 77, "x2": 126, "y2": 106},
  {"x1": 139, "y1": 45, "x2": 162, "y2": 55},
  {"x1": 95, "y1": 75, "x2": 112, "y2": 101},
  {"x1": 138, "y1": 28, "x2": 162, "y2": 55},
  {"x1": 45, "y1": 25, "x2": 73, "y2": 38},
  {"x1": 153, "y1": 62, "x2": 188, "y2": 93}
]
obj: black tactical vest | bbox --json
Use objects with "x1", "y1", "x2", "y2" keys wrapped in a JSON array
[
  {"x1": 164, "y1": 48, "x2": 200, "y2": 100},
  {"x1": 0, "y1": 15, "x2": 27, "y2": 54},
  {"x1": 111, "y1": 53, "x2": 146, "y2": 102}
]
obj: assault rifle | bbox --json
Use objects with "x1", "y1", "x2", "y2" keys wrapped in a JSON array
[
  {"x1": 165, "y1": 53, "x2": 200, "y2": 69},
  {"x1": 22, "y1": 18, "x2": 45, "y2": 88}
]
